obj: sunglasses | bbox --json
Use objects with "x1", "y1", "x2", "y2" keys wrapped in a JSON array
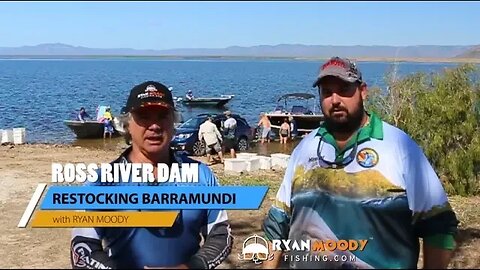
[
  {"x1": 242, "y1": 252, "x2": 269, "y2": 261},
  {"x1": 317, "y1": 132, "x2": 360, "y2": 169},
  {"x1": 318, "y1": 83, "x2": 360, "y2": 96}
]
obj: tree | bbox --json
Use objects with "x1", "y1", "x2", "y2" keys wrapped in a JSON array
[{"x1": 366, "y1": 64, "x2": 480, "y2": 196}]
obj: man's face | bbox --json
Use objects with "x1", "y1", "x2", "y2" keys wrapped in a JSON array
[
  {"x1": 128, "y1": 106, "x2": 175, "y2": 157},
  {"x1": 319, "y1": 76, "x2": 367, "y2": 133}
]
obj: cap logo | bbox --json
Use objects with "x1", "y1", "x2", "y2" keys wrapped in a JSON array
[
  {"x1": 322, "y1": 59, "x2": 347, "y2": 70},
  {"x1": 145, "y1": 85, "x2": 157, "y2": 92},
  {"x1": 137, "y1": 85, "x2": 165, "y2": 99}
]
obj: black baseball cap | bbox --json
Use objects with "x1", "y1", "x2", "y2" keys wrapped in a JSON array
[
  {"x1": 312, "y1": 57, "x2": 363, "y2": 87},
  {"x1": 125, "y1": 81, "x2": 175, "y2": 113}
]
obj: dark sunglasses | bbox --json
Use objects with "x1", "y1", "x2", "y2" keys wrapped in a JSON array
[
  {"x1": 318, "y1": 83, "x2": 359, "y2": 95},
  {"x1": 317, "y1": 132, "x2": 360, "y2": 169}
]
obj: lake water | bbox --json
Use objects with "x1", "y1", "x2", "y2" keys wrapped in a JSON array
[{"x1": 0, "y1": 59, "x2": 462, "y2": 144}]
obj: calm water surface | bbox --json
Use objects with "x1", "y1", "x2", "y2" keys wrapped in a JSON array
[{"x1": 0, "y1": 59, "x2": 461, "y2": 149}]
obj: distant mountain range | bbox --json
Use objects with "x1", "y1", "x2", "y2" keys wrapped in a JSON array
[{"x1": 0, "y1": 43, "x2": 479, "y2": 59}]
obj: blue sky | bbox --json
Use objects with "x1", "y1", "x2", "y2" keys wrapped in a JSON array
[{"x1": 1, "y1": 1, "x2": 479, "y2": 49}]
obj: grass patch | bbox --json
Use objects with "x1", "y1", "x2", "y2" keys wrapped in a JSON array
[{"x1": 218, "y1": 171, "x2": 282, "y2": 199}]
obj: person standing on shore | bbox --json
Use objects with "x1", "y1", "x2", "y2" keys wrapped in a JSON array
[
  {"x1": 288, "y1": 116, "x2": 298, "y2": 140},
  {"x1": 262, "y1": 57, "x2": 459, "y2": 269},
  {"x1": 199, "y1": 115, "x2": 224, "y2": 165},
  {"x1": 257, "y1": 113, "x2": 271, "y2": 144},
  {"x1": 70, "y1": 81, "x2": 232, "y2": 269},
  {"x1": 222, "y1": 111, "x2": 237, "y2": 158},
  {"x1": 102, "y1": 107, "x2": 114, "y2": 139},
  {"x1": 279, "y1": 118, "x2": 290, "y2": 144}
]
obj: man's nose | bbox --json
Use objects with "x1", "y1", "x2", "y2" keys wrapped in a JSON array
[
  {"x1": 331, "y1": 92, "x2": 341, "y2": 105},
  {"x1": 148, "y1": 121, "x2": 162, "y2": 131}
]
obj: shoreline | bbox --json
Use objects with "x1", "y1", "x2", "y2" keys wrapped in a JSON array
[{"x1": 352, "y1": 57, "x2": 480, "y2": 64}]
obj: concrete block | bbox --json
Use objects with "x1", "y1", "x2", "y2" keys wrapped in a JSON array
[
  {"x1": 257, "y1": 156, "x2": 272, "y2": 170},
  {"x1": 245, "y1": 157, "x2": 261, "y2": 172},
  {"x1": 224, "y1": 158, "x2": 247, "y2": 173},
  {"x1": 1, "y1": 129, "x2": 13, "y2": 144},
  {"x1": 13, "y1": 128, "x2": 26, "y2": 144},
  {"x1": 271, "y1": 153, "x2": 290, "y2": 169}
]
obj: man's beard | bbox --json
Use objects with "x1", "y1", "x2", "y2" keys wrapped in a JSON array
[{"x1": 322, "y1": 100, "x2": 365, "y2": 134}]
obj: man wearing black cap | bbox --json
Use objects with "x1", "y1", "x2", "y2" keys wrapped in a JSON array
[
  {"x1": 70, "y1": 81, "x2": 233, "y2": 269},
  {"x1": 262, "y1": 58, "x2": 458, "y2": 269}
]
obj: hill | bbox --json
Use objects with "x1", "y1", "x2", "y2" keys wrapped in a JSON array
[
  {"x1": 456, "y1": 45, "x2": 480, "y2": 58},
  {"x1": 0, "y1": 43, "x2": 477, "y2": 59}
]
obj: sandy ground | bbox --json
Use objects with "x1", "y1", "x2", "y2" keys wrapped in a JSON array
[{"x1": 0, "y1": 144, "x2": 479, "y2": 269}]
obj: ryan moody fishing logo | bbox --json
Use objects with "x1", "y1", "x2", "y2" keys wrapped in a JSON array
[
  {"x1": 272, "y1": 239, "x2": 368, "y2": 252},
  {"x1": 273, "y1": 239, "x2": 367, "y2": 263},
  {"x1": 238, "y1": 236, "x2": 367, "y2": 265}
]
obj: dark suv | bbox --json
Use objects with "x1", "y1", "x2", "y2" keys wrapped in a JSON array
[{"x1": 171, "y1": 113, "x2": 255, "y2": 156}]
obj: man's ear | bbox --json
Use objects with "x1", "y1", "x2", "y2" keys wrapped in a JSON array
[{"x1": 360, "y1": 82, "x2": 368, "y2": 101}]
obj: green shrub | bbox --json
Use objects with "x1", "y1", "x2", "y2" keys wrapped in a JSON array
[{"x1": 366, "y1": 64, "x2": 480, "y2": 196}]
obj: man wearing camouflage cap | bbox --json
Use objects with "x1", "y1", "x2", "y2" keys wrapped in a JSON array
[{"x1": 262, "y1": 57, "x2": 459, "y2": 269}]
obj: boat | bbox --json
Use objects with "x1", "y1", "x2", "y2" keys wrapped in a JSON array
[
  {"x1": 64, "y1": 105, "x2": 120, "y2": 139},
  {"x1": 265, "y1": 93, "x2": 324, "y2": 136},
  {"x1": 176, "y1": 94, "x2": 234, "y2": 107},
  {"x1": 64, "y1": 120, "x2": 119, "y2": 139}
]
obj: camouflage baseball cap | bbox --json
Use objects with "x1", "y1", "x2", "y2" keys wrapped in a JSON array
[{"x1": 312, "y1": 57, "x2": 363, "y2": 87}]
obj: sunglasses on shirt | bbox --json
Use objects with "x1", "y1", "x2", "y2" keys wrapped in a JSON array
[{"x1": 316, "y1": 132, "x2": 359, "y2": 169}]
